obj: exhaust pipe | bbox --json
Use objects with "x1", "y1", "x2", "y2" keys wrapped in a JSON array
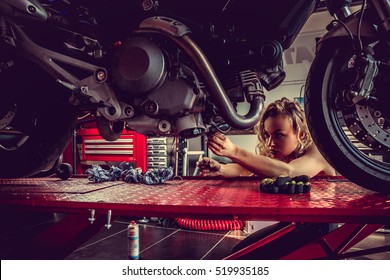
[{"x1": 138, "y1": 17, "x2": 265, "y2": 130}]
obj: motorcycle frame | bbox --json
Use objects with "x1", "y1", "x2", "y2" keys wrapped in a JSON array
[
  {"x1": 4, "y1": 20, "x2": 123, "y2": 122},
  {"x1": 1, "y1": 0, "x2": 388, "y2": 132},
  {"x1": 2, "y1": 5, "x2": 266, "y2": 132}
]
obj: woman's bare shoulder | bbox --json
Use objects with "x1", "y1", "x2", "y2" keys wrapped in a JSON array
[{"x1": 305, "y1": 144, "x2": 336, "y2": 175}]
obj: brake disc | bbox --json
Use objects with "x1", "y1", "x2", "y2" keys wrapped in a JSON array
[{"x1": 344, "y1": 105, "x2": 390, "y2": 153}]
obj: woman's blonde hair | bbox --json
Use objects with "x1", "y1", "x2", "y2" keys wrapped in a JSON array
[{"x1": 254, "y1": 97, "x2": 312, "y2": 158}]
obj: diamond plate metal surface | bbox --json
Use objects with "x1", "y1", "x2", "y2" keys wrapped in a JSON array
[
  {"x1": 0, "y1": 177, "x2": 124, "y2": 202},
  {"x1": 0, "y1": 176, "x2": 389, "y2": 223}
]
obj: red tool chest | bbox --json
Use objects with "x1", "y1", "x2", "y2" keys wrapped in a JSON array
[{"x1": 78, "y1": 128, "x2": 147, "y2": 171}]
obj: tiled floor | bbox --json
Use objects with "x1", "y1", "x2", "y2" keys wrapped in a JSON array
[
  {"x1": 0, "y1": 211, "x2": 389, "y2": 260},
  {"x1": 65, "y1": 217, "x2": 246, "y2": 260}
]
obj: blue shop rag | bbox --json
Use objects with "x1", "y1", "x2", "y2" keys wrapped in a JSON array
[{"x1": 86, "y1": 163, "x2": 173, "y2": 185}]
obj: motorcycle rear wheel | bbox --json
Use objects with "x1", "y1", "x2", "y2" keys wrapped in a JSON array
[
  {"x1": 0, "y1": 99, "x2": 76, "y2": 178},
  {"x1": 305, "y1": 40, "x2": 390, "y2": 194}
]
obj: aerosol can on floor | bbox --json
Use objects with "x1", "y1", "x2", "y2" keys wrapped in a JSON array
[{"x1": 128, "y1": 221, "x2": 139, "y2": 260}]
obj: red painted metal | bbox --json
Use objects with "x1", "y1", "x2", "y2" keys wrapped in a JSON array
[
  {"x1": 133, "y1": 132, "x2": 147, "y2": 171},
  {"x1": 0, "y1": 176, "x2": 389, "y2": 223},
  {"x1": 78, "y1": 128, "x2": 147, "y2": 171},
  {"x1": 1, "y1": 176, "x2": 389, "y2": 259},
  {"x1": 224, "y1": 223, "x2": 297, "y2": 260},
  {"x1": 281, "y1": 223, "x2": 384, "y2": 259}
]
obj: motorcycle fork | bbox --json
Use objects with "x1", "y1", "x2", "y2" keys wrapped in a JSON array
[
  {"x1": 326, "y1": 0, "x2": 390, "y2": 32},
  {"x1": 349, "y1": 0, "x2": 390, "y2": 105}
]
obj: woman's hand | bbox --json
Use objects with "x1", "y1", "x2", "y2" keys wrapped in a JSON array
[
  {"x1": 196, "y1": 157, "x2": 222, "y2": 176},
  {"x1": 207, "y1": 132, "x2": 237, "y2": 157}
]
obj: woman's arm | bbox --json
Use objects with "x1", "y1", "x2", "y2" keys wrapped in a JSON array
[
  {"x1": 231, "y1": 145, "x2": 332, "y2": 177},
  {"x1": 207, "y1": 132, "x2": 333, "y2": 177},
  {"x1": 196, "y1": 157, "x2": 252, "y2": 177}
]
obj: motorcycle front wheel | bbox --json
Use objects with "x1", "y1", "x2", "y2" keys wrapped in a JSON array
[{"x1": 305, "y1": 39, "x2": 390, "y2": 194}]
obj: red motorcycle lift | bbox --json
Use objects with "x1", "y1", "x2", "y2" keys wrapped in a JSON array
[{"x1": 0, "y1": 176, "x2": 389, "y2": 259}]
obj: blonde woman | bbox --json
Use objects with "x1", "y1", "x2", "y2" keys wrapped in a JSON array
[
  {"x1": 197, "y1": 97, "x2": 335, "y2": 178},
  {"x1": 197, "y1": 97, "x2": 336, "y2": 259}
]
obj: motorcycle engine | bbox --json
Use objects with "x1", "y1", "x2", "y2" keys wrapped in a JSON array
[{"x1": 110, "y1": 36, "x2": 206, "y2": 138}]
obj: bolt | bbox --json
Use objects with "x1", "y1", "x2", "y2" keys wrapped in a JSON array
[
  {"x1": 105, "y1": 210, "x2": 112, "y2": 229},
  {"x1": 158, "y1": 120, "x2": 171, "y2": 133},
  {"x1": 374, "y1": 111, "x2": 382, "y2": 118},
  {"x1": 141, "y1": 0, "x2": 155, "y2": 11},
  {"x1": 88, "y1": 209, "x2": 96, "y2": 224},
  {"x1": 95, "y1": 69, "x2": 107, "y2": 82},
  {"x1": 144, "y1": 101, "x2": 158, "y2": 114},
  {"x1": 98, "y1": 72, "x2": 105, "y2": 80},
  {"x1": 80, "y1": 86, "x2": 88, "y2": 94},
  {"x1": 28, "y1": 5, "x2": 36, "y2": 13},
  {"x1": 125, "y1": 106, "x2": 134, "y2": 117}
]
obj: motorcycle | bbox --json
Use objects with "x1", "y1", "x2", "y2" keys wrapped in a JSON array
[{"x1": 0, "y1": 0, "x2": 389, "y2": 193}]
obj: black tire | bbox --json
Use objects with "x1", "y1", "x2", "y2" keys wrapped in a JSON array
[
  {"x1": 305, "y1": 40, "x2": 390, "y2": 194},
  {"x1": 0, "y1": 63, "x2": 77, "y2": 178},
  {"x1": 0, "y1": 103, "x2": 76, "y2": 178},
  {"x1": 32, "y1": 154, "x2": 64, "y2": 178}
]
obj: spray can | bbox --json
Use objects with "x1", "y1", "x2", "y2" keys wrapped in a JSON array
[{"x1": 128, "y1": 220, "x2": 140, "y2": 260}]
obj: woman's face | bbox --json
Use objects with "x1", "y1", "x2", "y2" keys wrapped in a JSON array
[{"x1": 263, "y1": 114, "x2": 300, "y2": 161}]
